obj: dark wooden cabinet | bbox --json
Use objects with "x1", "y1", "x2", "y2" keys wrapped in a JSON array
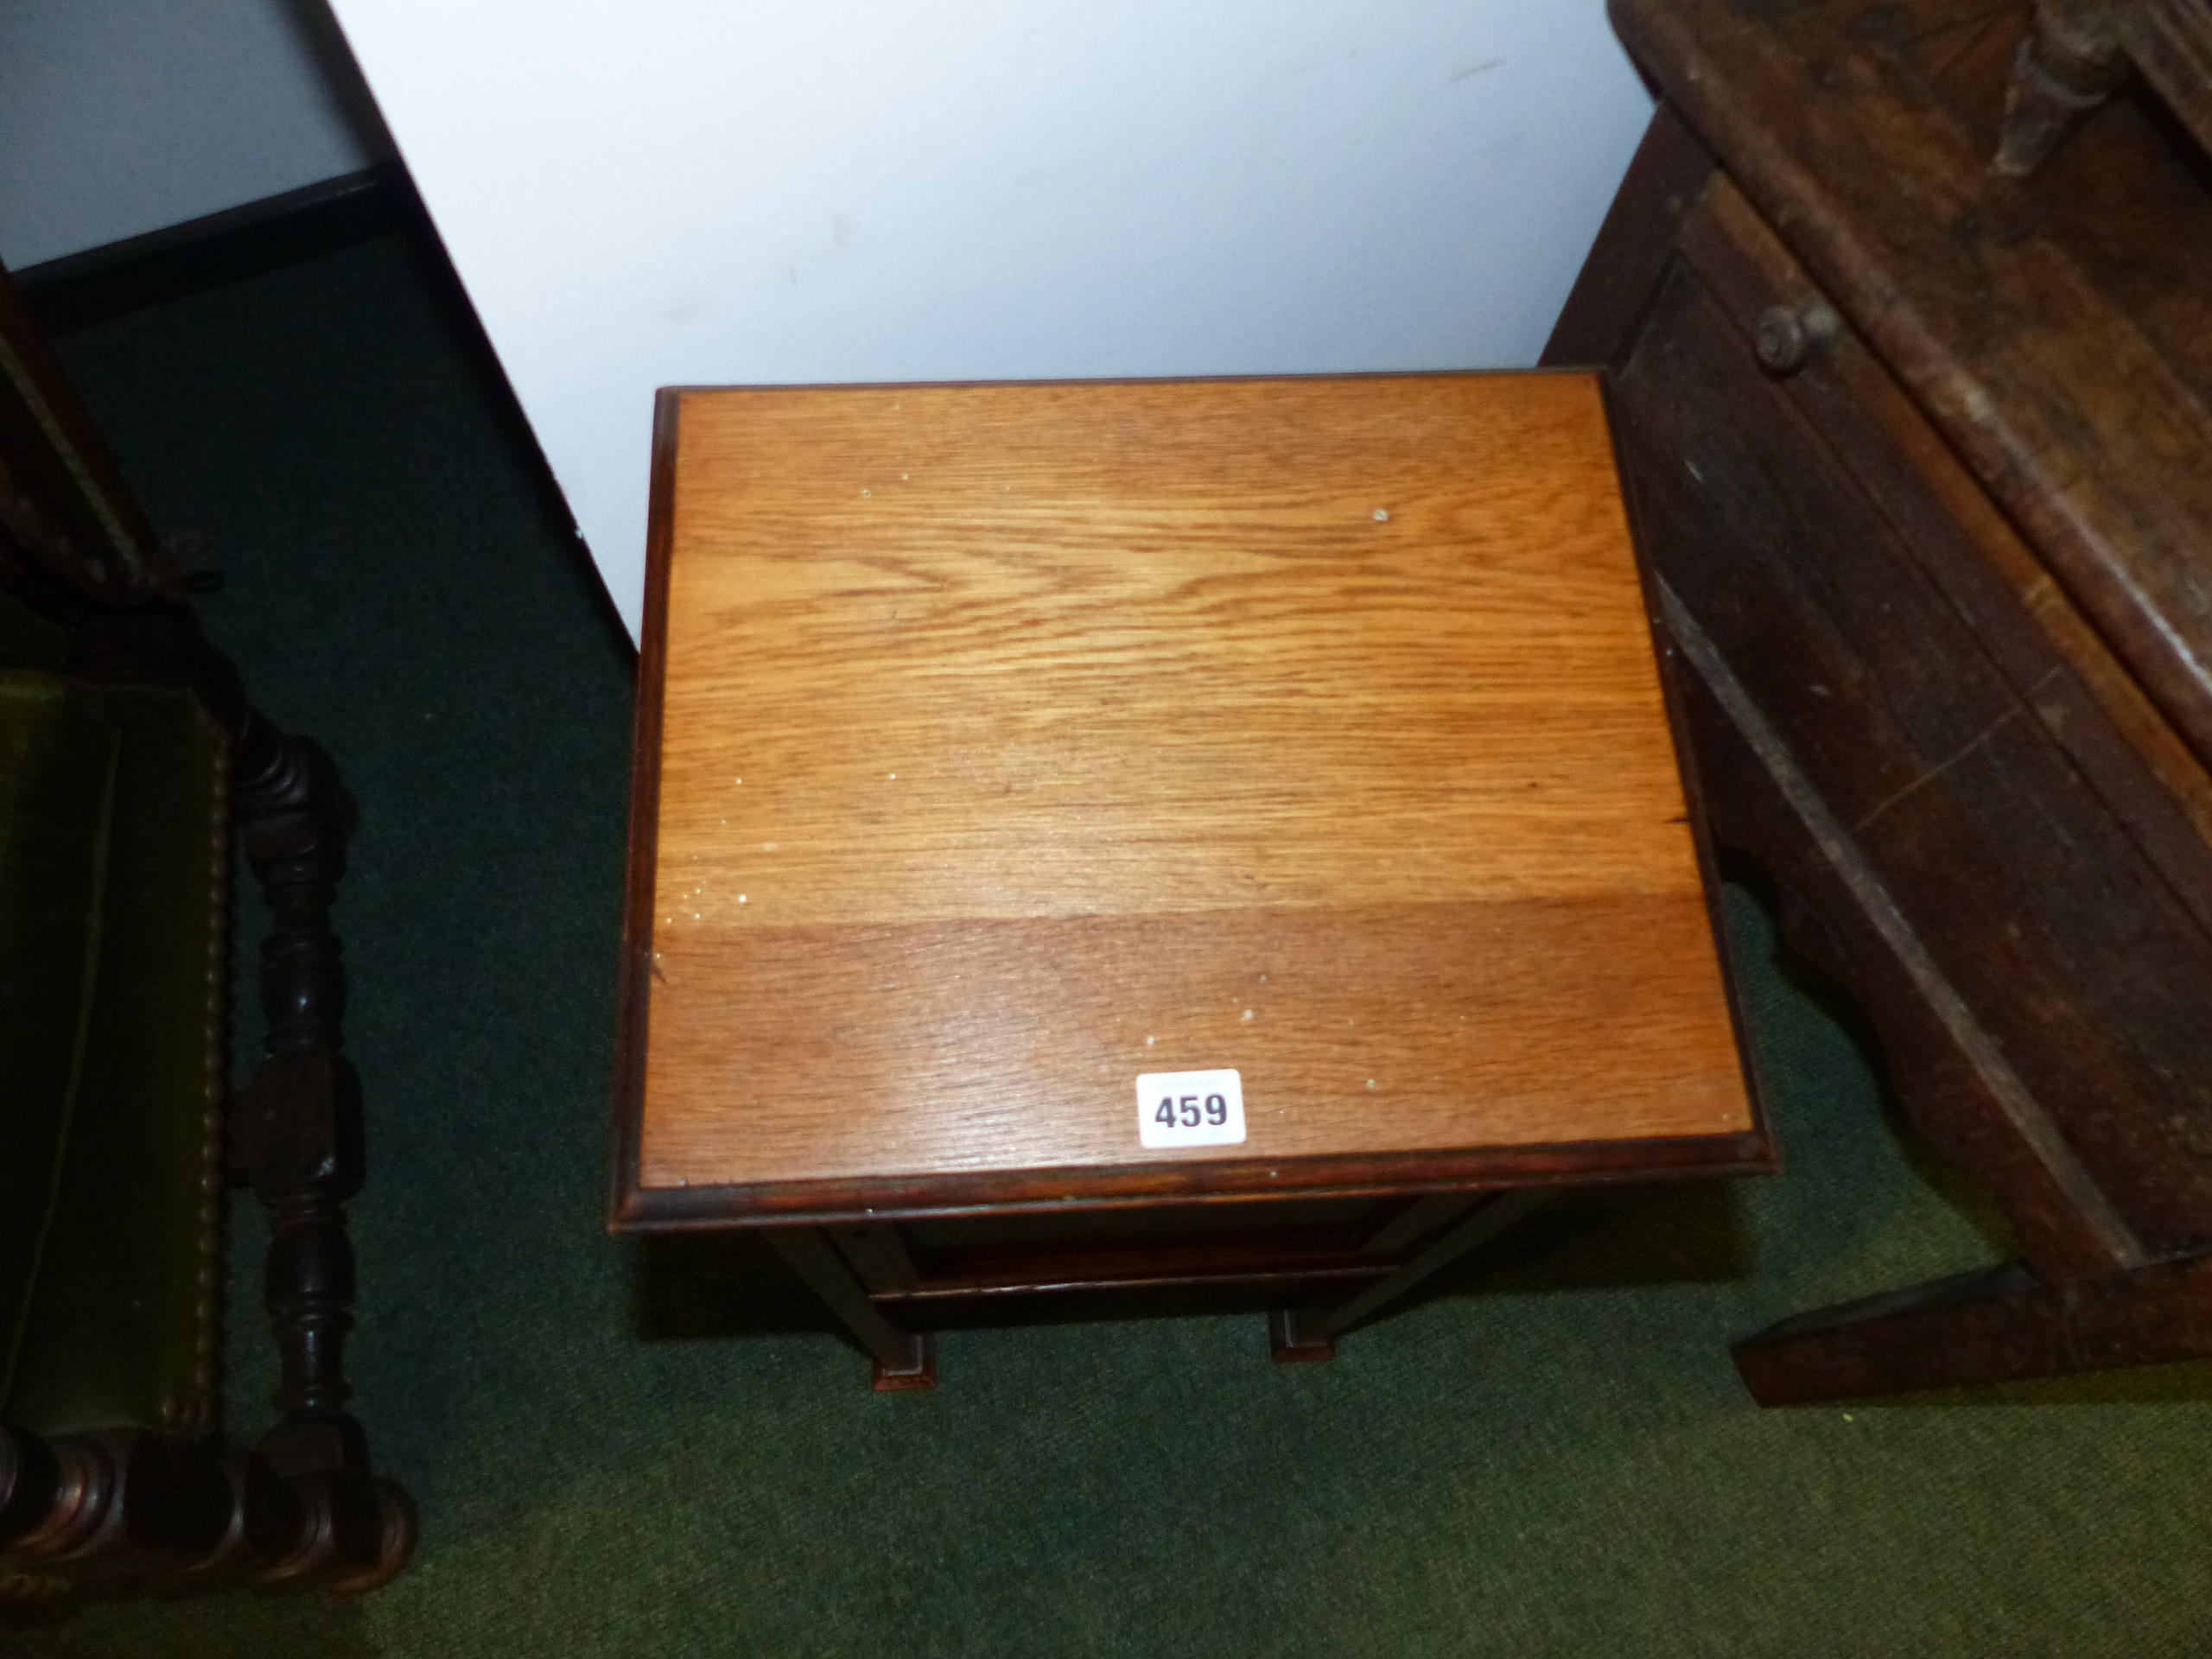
[{"x1": 1550, "y1": 0, "x2": 2212, "y2": 1401}]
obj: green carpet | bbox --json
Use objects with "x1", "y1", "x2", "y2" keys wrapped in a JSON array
[{"x1": 7, "y1": 233, "x2": 2209, "y2": 1656}]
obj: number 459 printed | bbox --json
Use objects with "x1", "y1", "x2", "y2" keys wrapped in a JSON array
[{"x1": 1136, "y1": 1069, "x2": 1246, "y2": 1149}]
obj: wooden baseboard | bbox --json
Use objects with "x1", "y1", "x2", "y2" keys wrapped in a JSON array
[{"x1": 10, "y1": 167, "x2": 419, "y2": 336}]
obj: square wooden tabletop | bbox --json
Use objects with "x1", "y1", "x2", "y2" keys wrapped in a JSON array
[{"x1": 613, "y1": 373, "x2": 1761, "y2": 1226}]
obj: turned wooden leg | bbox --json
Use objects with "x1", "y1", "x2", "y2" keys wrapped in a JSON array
[
  {"x1": 0, "y1": 722, "x2": 414, "y2": 1594},
  {"x1": 1270, "y1": 1190, "x2": 1549, "y2": 1361},
  {"x1": 0, "y1": 1427, "x2": 58, "y2": 1551},
  {"x1": 0, "y1": 1427, "x2": 235, "y2": 1581},
  {"x1": 231, "y1": 716, "x2": 417, "y2": 1591},
  {"x1": 1735, "y1": 1253, "x2": 2212, "y2": 1403},
  {"x1": 766, "y1": 1228, "x2": 938, "y2": 1390},
  {"x1": 1994, "y1": 0, "x2": 2129, "y2": 176}
]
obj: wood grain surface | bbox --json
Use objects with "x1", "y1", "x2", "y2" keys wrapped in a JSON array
[
  {"x1": 1611, "y1": 0, "x2": 2212, "y2": 774},
  {"x1": 1533, "y1": 1, "x2": 2212, "y2": 1402},
  {"x1": 1675, "y1": 172, "x2": 2212, "y2": 946},
  {"x1": 632, "y1": 375, "x2": 1749, "y2": 1196}
]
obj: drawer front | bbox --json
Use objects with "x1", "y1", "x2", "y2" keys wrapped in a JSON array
[
  {"x1": 1607, "y1": 183, "x2": 2212, "y2": 1260},
  {"x1": 1676, "y1": 178, "x2": 2212, "y2": 933}
]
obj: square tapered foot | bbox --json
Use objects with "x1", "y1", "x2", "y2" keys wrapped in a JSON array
[
  {"x1": 1269, "y1": 1307, "x2": 1337, "y2": 1363},
  {"x1": 871, "y1": 1332, "x2": 938, "y2": 1390}
]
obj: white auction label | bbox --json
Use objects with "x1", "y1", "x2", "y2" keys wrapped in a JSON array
[{"x1": 1136, "y1": 1069, "x2": 1246, "y2": 1148}]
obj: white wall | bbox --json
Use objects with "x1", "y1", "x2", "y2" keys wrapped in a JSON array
[
  {"x1": 335, "y1": 1, "x2": 1656, "y2": 640},
  {"x1": 0, "y1": 0, "x2": 389, "y2": 270}
]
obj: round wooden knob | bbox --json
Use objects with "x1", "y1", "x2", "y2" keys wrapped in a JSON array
[{"x1": 1753, "y1": 305, "x2": 1811, "y2": 374}]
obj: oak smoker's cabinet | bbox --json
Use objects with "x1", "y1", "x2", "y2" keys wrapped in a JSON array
[{"x1": 1548, "y1": 0, "x2": 2212, "y2": 1401}]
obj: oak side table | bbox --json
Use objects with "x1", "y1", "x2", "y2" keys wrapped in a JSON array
[{"x1": 610, "y1": 373, "x2": 1767, "y2": 1388}]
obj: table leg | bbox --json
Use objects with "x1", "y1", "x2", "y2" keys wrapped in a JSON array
[
  {"x1": 1733, "y1": 1253, "x2": 2212, "y2": 1403},
  {"x1": 1270, "y1": 1190, "x2": 1550, "y2": 1362},
  {"x1": 827, "y1": 1223, "x2": 922, "y2": 1293},
  {"x1": 766, "y1": 1227, "x2": 938, "y2": 1391}
]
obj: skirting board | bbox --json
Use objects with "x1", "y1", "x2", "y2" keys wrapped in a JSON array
[{"x1": 11, "y1": 167, "x2": 416, "y2": 336}]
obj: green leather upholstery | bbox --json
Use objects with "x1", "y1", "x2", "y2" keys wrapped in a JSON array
[
  {"x1": 0, "y1": 588, "x2": 67, "y2": 670},
  {"x1": 0, "y1": 667, "x2": 225, "y2": 1437},
  {"x1": 0, "y1": 672, "x2": 118, "y2": 1408}
]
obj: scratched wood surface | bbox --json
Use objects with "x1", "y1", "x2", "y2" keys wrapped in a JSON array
[
  {"x1": 635, "y1": 374, "x2": 1749, "y2": 1193},
  {"x1": 1611, "y1": 0, "x2": 2212, "y2": 776}
]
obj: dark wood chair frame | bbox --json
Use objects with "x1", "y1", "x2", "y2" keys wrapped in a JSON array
[{"x1": 0, "y1": 272, "x2": 413, "y2": 1594}]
